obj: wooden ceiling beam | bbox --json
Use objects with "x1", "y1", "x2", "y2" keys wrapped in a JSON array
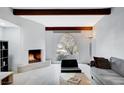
[
  {"x1": 45, "y1": 27, "x2": 93, "y2": 31},
  {"x1": 13, "y1": 8, "x2": 111, "y2": 15}
]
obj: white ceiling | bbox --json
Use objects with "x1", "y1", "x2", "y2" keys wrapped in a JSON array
[
  {"x1": 13, "y1": 7, "x2": 105, "y2": 26},
  {"x1": 21, "y1": 15, "x2": 104, "y2": 26}
]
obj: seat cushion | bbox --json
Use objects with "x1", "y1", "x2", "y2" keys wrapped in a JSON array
[
  {"x1": 91, "y1": 67, "x2": 124, "y2": 85},
  {"x1": 61, "y1": 67, "x2": 81, "y2": 73}
]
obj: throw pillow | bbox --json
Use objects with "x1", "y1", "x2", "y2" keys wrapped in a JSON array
[{"x1": 94, "y1": 57, "x2": 111, "y2": 69}]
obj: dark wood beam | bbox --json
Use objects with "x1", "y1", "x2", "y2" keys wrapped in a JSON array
[
  {"x1": 45, "y1": 27, "x2": 93, "y2": 31},
  {"x1": 13, "y1": 8, "x2": 111, "y2": 15}
]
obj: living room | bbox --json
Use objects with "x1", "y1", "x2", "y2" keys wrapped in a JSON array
[{"x1": 0, "y1": 7, "x2": 124, "y2": 85}]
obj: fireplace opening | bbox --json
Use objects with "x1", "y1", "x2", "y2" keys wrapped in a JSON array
[{"x1": 28, "y1": 49, "x2": 42, "y2": 63}]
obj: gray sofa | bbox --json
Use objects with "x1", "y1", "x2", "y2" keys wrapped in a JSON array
[{"x1": 91, "y1": 57, "x2": 124, "y2": 85}]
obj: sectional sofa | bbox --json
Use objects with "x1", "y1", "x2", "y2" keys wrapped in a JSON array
[{"x1": 91, "y1": 57, "x2": 124, "y2": 85}]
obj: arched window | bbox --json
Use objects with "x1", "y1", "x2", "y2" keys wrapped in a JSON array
[{"x1": 56, "y1": 33, "x2": 79, "y2": 61}]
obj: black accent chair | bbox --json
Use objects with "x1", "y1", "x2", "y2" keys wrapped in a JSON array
[{"x1": 61, "y1": 59, "x2": 81, "y2": 73}]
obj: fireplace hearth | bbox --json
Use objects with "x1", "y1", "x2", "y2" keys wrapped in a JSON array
[{"x1": 28, "y1": 49, "x2": 42, "y2": 63}]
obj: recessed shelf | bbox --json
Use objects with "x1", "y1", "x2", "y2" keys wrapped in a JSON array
[
  {"x1": 0, "y1": 41, "x2": 8, "y2": 71},
  {"x1": 0, "y1": 49, "x2": 8, "y2": 50},
  {"x1": 1, "y1": 65, "x2": 8, "y2": 68},
  {"x1": 2, "y1": 57, "x2": 8, "y2": 58}
]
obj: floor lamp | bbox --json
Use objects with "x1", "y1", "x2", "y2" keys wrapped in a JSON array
[{"x1": 88, "y1": 36, "x2": 93, "y2": 61}]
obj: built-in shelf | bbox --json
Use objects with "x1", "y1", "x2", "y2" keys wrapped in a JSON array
[
  {"x1": 1, "y1": 65, "x2": 8, "y2": 68},
  {"x1": 0, "y1": 49, "x2": 8, "y2": 50},
  {"x1": 0, "y1": 41, "x2": 8, "y2": 71}
]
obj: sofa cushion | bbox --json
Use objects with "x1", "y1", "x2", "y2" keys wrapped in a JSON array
[
  {"x1": 94, "y1": 57, "x2": 111, "y2": 69},
  {"x1": 110, "y1": 57, "x2": 124, "y2": 77},
  {"x1": 61, "y1": 59, "x2": 78, "y2": 67},
  {"x1": 91, "y1": 67, "x2": 124, "y2": 85}
]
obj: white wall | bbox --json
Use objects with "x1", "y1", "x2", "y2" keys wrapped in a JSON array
[
  {"x1": 2, "y1": 27, "x2": 21, "y2": 71},
  {"x1": 19, "y1": 18, "x2": 46, "y2": 66},
  {"x1": 93, "y1": 8, "x2": 124, "y2": 59},
  {"x1": 46, "y1": 31, "x2": 90, "y2": 63},
  {"x1": 0, "y1": 8, "x2": 45, "y2": 72}
]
